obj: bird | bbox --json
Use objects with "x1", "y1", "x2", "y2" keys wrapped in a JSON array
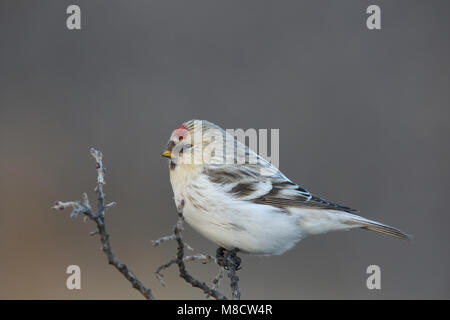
[{"x1": 161, "y1": 119, "x2": 409, "y2": 256}]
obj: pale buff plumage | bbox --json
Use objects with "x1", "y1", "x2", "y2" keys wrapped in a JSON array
[{"x1": 162, "y1": 120, "x2": 409, "y2": 255}]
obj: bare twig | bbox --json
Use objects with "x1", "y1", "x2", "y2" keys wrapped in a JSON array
[
  {"x1": 52, "y1": 148, "x2": 154, "y2": 300},
  {"x1": 213, "y1": 268, "x2": 225, "y2": 291},
  {"x1": 206, "y1": 267, "x2": 225, "y2": 298},
  {"x1": 151, "y1": 234, "x2": 177, "y2": 247},
  {"x1": 229, "y1": 266, "x2": 241, "y2": 300},
  {"x1": 153, "y1": 202, "x2": 228, "y2": 300},
  {"x1": 53, "y1": 147, "x2": 242, "y2": 300},
  {"x1": 154, "y1": 253, "x2": 215, "y2": 287},
  {"x1": 216, "y1": 247, "x2": 241, "y2": 300}
]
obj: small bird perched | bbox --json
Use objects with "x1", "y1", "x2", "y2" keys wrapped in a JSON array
[{"x1": 162, "y1": 120, "x2": 409, "y2": 256}]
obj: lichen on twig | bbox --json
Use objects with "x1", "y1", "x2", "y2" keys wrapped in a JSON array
[
  {"x1": 52, "y1": 148, "x2": 242, "y2": 300},
  {"x1": 152, "y1": 202, "x2": 228, "y2": 300},
  {"x1": 52, "y1": 148, "x2": 154, "y2": 299},
  {"x1": 152, "y1": 202, "x2": 242, "y2": 300}
]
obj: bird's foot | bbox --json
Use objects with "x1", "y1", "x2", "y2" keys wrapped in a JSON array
[{"x1": 216, "y1": 247, "x2": 241, "y2": 271}]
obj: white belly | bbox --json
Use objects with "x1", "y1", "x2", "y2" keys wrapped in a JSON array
[
  {"x1": 167, "y1": 165, "x2": 361, "y2": 255},
  {"x1": 170, "y1": 170, "x2": 303, "y2": 255},
  {"x1": 183, "y1": 202, "x2": 303, "y2": 255}
]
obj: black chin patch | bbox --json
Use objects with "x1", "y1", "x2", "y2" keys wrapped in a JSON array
[{"x1": 169, "y1": 161, "x2": 177, "y2": 170}]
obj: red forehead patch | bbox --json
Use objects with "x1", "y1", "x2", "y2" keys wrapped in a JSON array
[{"x1": 173, "y1": 124, "x2": 189, "y2": 140}]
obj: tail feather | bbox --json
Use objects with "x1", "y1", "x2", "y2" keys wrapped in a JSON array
[{"x1": 348, "y1": 218, "x2": 410, "y2": 240}]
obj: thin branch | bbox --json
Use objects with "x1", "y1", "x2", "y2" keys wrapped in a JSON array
[
  {"x1": 212, "y1": 268, "x2": 225, "y2": 291},
  {"x1": 154, "y1": 253, "x2": 215, "y2": 287},
  {"x1": 53, "y1": 147, "x2": 242, "y2": 300},
  {"x1": 52, "y1": 148, "x2": 154, "y2": 300},
  {"x1": 153, "y1": 202, "x2": 228, "y2": 300},
  {"x1": 216, "y1": 247, "x2": 241, "y2": 300},
  {"x1": 206, "y1": 267, "x2": 225, "y2": 299},
  {"x1": 228, "y1": 265, "x2": 241, "y2": 300}
]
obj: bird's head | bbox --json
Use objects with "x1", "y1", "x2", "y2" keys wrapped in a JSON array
[
  {"x1": 162, "y1": 120, "x2": 227, "y2": 168},
  {"x1": 162, "y1": 123, "x2": 193, "y2": 165}
]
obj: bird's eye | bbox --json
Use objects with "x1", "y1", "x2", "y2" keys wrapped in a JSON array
[{"x1": 179, "y1": 136, "x2": 183, "y2": 141}]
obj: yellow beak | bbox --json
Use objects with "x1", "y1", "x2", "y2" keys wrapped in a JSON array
[{"x1": 161, "y1": 150, "x2": 172, "y2": 158}]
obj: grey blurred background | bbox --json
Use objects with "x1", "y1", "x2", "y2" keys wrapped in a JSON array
[{"x1": 0, "y1": 0, "x2": 449, "y2": 299}]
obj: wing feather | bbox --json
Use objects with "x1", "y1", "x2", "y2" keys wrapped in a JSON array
[
  {"x1": 204, "y1": 164, "x2": 358, "y2": 213},
  {"x1": 201, "y1": 126, "x2": 358, "y2": 213}
]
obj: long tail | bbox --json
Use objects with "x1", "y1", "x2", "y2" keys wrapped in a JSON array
[{"x1": 347, "y1": 216, "x2": 411, "y2": 240}]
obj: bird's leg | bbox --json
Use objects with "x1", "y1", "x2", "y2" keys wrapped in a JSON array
[
  {"x1": 216, "y1": 247, "x2": 241, "y2": 270},
  {"x1": 227, "y1": 248, "x2": 241, "y2": 271},
  {"x1": 216, "y1": 247, "x2": 226, "y2": 268}
]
